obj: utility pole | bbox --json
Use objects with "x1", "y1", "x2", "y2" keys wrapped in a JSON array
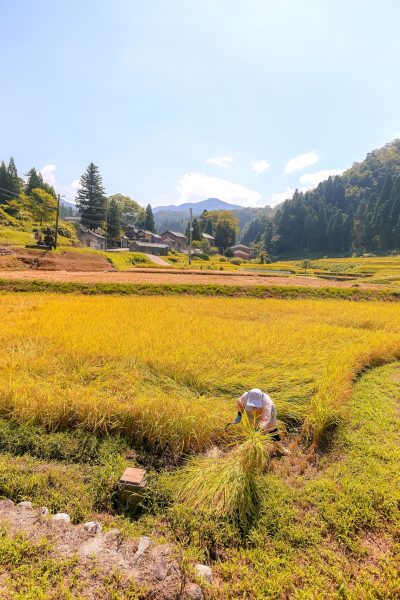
[
  {"x1": 54, "y1": 194, "x2": 61, "y2": 249},
  {"x1": 104, "y1": 205, "x2": 108, "y2": 251},
  {"x1": 188, "y1": 208, "x2": 193, "y2": 266}
]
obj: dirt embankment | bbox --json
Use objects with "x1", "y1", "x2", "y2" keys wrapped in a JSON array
[
  {"x1": 0, "y1": 266, "x2": 384, "y2": 289},
  {"x1": 0, "y1": 247, "x2": 114, "y2": 272},
  {"x1": 0, "y1": 499, "x2": 204, "y2": 599}
]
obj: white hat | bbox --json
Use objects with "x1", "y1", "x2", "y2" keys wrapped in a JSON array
[{"x1": 246, "y1": 388, "x2": 264, "y2": 408}]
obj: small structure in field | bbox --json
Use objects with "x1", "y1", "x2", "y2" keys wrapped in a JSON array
[
  {"x1": 76, "y1": 226, "x2": 106, "y2": 250},
  {"x1": 230, "y1": 244, "x2": 251, "y2": 259},
  {"x1": 129, "y1": 241, "x2": 169, "y2": 256},
  {"x1": 118, "y1": 467, "x2": 147, "y2": 511},
  {"x1": 160, "y1": 230, "x2": 188, "y2": 250}
]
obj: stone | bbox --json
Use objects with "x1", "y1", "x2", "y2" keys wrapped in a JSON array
[
  {"x1": 104, "y1": 528, "x2": 121, "y2": 542},
  {"x1": 37, "y1": 506, "x2": 49, "y2": 516},
  {"x1": 133, "y1": 536, "x2": 151, "y2": 562},
  {"x1": 84, "y1": 521, "x2": 102, "y2": 535},
  {"x1": 153, "y1": 555, "x2": 168, "y2": 581},
  {"x1": 53, "y1": 513, "x2": 70, "y2": 523},
  {"x1": 0, "y1": 499, "x2": 15, "y2": 508},
  {"x1": 18, "y1": 501, "x2": 33, "y2": 509},
  {"x1": 195, "y1": 563, "x2": 212, "y2": 583},
  {"x1": 184, "y1": 583, "x2": 204, "y2": 600}
]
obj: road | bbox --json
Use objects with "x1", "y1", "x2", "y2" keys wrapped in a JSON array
[{"x1": 144, "y1": 253, "x2": 171, "y2": 267}]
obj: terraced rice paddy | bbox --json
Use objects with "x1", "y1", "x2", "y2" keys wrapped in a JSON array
[{"x1": 2, "y1": 292, "x2": 400, "y2": 598}]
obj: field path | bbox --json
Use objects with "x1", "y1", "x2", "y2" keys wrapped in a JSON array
[
  {"x1": 0, "y1": 268, "x2": 385, "y2": 289},
  {"x1": 144, "y1": 253, "x2": 171, "y2": 267}
]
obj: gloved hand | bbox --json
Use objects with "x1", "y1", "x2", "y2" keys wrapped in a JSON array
[{"x1": 234, "y1": 412, "x2": 242, "y2": 424}]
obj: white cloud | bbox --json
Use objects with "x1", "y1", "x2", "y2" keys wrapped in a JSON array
[
  {"x1": 284, "y1": 151, "x2": 319, "y2": 174},
  {"x1": 251, "y1": 160, "x2": 270, "y2": 174},
  {"x1": 39, "y1": 164, "x2": 79, "y2": 203},
  {"x1": 177, "y1": 172, "x2": 262, "y2": 207},
  {"x1": 269, "y1": 168, "x2": 344, "y2": 207},
  {"x1": 40, "y1": 164, "x2": 56, "y2": 187},
  {"x1": 269, "y1": 187, "x2": 296, "y2": 206},
  {"x1": 206, "y1": 155, "x2": 235, "y2": 169},
  {"x1": 299, "y1": 169, "x2": 344, "y2": 188}
]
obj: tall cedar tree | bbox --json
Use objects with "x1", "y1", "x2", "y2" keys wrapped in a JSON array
[
  {"x1": 25, "y1": 167, "x2": 56, "y2": 198},
  {"x1": 76, "y1": 163, "x2": 107, "y2": 230},
  {"x1": 7, "y1": 158, "x2": 21, "y2": 196},
  {"x1": 0, "y1": 157, "x2": 22, "y2": 203},
  {"x1": 107, "y1": 198, "x2": 122, "y2": 246},
  {"x1": 185, "y1": 217, "x2": 202, "y2": 241},
  {"x1": 204, "y1": 218, "x2": 213, "y2": 235},
  {"x1": 0, "y1": 162, "x2": 10, "y2": 204},
  {"x1": 145, "y1": 204, "x2": 155, "y2": 232},
  {"x1": 25, "y1": 168, "x2": 44, "y2": 196}
]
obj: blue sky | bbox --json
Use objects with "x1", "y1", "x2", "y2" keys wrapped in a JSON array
[{"x1": 1, "y1": 0, "x2": 400, "y2": 207}]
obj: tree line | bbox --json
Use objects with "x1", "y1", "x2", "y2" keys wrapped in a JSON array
[
  {"x1": 0, "y1": 159, "x2": 59, "y2": 226},
  {"x1": 242, "y1": 139, "x2": 400, "y2": 256}
]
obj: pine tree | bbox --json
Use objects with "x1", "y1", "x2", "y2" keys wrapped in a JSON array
[
  {"x1": 145, "y1": 204, "x2": 155, "y2": 232},
  {"x1": 76, "y1": 163, "x2": 107, "y2": 230}
]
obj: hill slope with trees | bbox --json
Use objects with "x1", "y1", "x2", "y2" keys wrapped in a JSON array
[{"x1": 244, "y1": 139, "x2": 400, "y2": 257}]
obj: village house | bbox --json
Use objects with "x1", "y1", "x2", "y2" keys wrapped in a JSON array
[
  {"x1": 124, "y1": 227, "x2": 161, "y2": 244},
  {"x1": 160, "y1": 230, "x2": 188, "y2": 250},
  {"x1": 129, "y1": 241, "x2": 169, "y2": 256},
  {"x1": 202, "y1": 232, "x2": 215, "y2": 246},
  {"x1": 76, "y1": 226, "x2": 106, "y2": 250},
  {"x1": 230, "y1": 244, "x2": 251, "y2": 260}
]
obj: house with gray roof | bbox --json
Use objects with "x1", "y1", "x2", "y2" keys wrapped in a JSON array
[{"x1": 160, "y1": 230, "x2": 188, "y2": 250}]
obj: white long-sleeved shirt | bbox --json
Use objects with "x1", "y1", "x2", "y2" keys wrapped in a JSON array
[{"x1": 238, "y1": 391, "x2": 277, "y2": 431}]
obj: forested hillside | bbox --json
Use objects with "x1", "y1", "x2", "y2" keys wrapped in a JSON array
[{"x1": 243, "y1": 139, "x2": 400, "y2": 256}]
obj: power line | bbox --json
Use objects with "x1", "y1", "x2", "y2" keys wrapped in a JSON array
[{"x1": 0, "y1": 186, "x2": 19, "y2": 200}]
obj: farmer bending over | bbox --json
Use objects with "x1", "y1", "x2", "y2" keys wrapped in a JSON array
[{"x1": 235, "y1": 388, "x2": 290, "y2": 455}]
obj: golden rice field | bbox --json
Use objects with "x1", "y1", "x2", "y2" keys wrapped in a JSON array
[{"x1": 2, "y1": 293, "x2": 400, "y2": 454}]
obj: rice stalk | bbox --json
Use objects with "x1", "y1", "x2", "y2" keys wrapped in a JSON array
[{"x1": 174, "y1": 423, "x2": 273, "y2": 526}]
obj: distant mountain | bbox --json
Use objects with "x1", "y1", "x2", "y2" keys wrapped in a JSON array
[
  {"x1": 154, "y1": 201, "x2": 275, "y2": 235},
  {"x1": 60, "y1": 198, "x2": 78, "y2": 217},
  {"x1": 153, "y1": 198, "x2": 242, "y2": 214},
  {"x1": 60, "y1": 198, "x2": 76, "y2": 209}
]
